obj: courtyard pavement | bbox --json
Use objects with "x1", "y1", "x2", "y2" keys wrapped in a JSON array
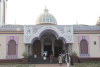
[
  {"x1": 36, "y1": 64, "x2": 73, "y2": 67},
  {"x1": 0, "y1": 64, "x2": 73, "y2": 67}
]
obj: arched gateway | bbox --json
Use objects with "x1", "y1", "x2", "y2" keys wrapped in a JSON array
[
  {"x1": 24, "y1": 8, "x2": 73, "y2": 58},
  {"x1": 24, "y1": 25, "x2": 73, "y2": 57}
]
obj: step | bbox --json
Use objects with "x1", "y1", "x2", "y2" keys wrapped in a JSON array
[{"x1": 28, "y1": 57, "x2": 66, "y2": 64}]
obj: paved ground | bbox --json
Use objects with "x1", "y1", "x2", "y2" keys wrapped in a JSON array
[
  {"x1": 36, "y1": 64, "x2": 73, "y2": 67},
  {"x1": 0, "y1": 64, "x2": 73, "y2": 67}
]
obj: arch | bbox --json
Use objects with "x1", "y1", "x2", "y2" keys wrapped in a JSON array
[
  {"x1": 80, "y1": 39, "x2": 88, "y2": 54},
  {"x1": 54, "y1": 39, "x2": 63, "y2": 57},
  {"x1": 44, "y1": 38, "x2": 52, "y2": 45},
  {"x1": 31, "y1": 29, "x2": 67, "y2": 44},
  {"x1": 44, "y1": 38, "x2": 52, "y2": 57},
  {"x1": 33, "y1": 40, "x2": 41, "y2": 58},
  {"x1": 8, "y1": 40, "x2": 16, "y2": 55}
]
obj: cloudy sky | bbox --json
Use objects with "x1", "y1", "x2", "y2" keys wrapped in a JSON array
[{"x1": 7, "y1": 0, "x2": 100, "y2": 25}]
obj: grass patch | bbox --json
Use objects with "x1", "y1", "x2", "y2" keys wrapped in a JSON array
[
  {"x1": 73, "y1": 63, "x2": 100, "y2": 67},
  {"x1": 0, "y1": 63, "x2": 36, "y2": 67}
]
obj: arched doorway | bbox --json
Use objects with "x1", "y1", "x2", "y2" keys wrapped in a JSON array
[
  {"x1": 33, "y1": 40, "x2": 41, "y2": 58},
  {"x1": 44, "y1": 38, "x2": 52, "y2": 57},
  {"x1": 54, "y1": 40, "x2": 62, "y2": 57}
]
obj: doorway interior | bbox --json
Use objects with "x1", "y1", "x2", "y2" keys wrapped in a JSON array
[{"x1": 44, "y1": 38, "x2": 52, "y2": 57}]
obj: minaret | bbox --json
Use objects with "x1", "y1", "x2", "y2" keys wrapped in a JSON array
[
  {"x1": 96, "y1": 16, "x2": 100, "y2": 25},
  {"x1": 0, "y1": 0, "x2": 8, "y2": 25}
]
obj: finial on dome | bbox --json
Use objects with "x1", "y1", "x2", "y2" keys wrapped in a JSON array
[
  {"x1": 45, "y1": 6, "x2": 46, "y2": 9},
  {"x1": 43, "y1": 6, "x2": 49, "y2": 12}
]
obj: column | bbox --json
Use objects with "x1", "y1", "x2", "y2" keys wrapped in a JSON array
[
  {"x1": 26, "y1": 44, "x2": 28, "y2": 53},
  {"x1": 29, "y1": 44, "x2": 32, "y2": 56},
  {"x1": 68, "y1": 44, "x2": 72, "y2": 55},
  {"x1": 63, "y1": 43, "x2": 66, "y2": 53},
  {"x1": 52, "y1": 39, "x2": 54, "y2": 56},
  {"x1": 66, "y1": 44, "x2": 68, "y2": 53},
  {"x1": 62, "y1": 43, "x2": 65, "y2": 51},
  {"x1": 25, "y1": 44, "x2": 28, "y2": 53},
  {"x1": 41, "y1": 40, "x2": 43, "y2": 57}
]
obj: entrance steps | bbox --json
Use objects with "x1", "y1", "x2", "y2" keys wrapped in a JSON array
[{"x1": 28, "y1": 57, "x2": 65, "y2": 64}]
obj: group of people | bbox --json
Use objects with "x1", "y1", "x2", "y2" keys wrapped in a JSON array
[
  {"x1": 58, "y1": 53, "x2": 73, "y2": 66},
  {"x1": 43, "y1": 51, "x2": 73, "y2": 67}
]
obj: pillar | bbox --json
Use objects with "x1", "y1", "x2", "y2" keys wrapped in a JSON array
[
  {"x1": 68, "y1": 44, "x2": 72, "y2": 55},
  {"x1": 41, "y1": 40, "x2": 43, "y2": 57},
  {"x1": 63, "y1": 43, "x2": 66, "y2": 53},
  {"x1": 52, "y1": 40, "x2": 54, "y2": 56},
  {"x1": 65, "y1": 44, "x2": 68, "y2": 53},
  {"x1": 25, "y1": 44, "x2": 28, "y2": 53},
  {"x1": 29, "y1": 44, "x2": 32, "y2": 56}
]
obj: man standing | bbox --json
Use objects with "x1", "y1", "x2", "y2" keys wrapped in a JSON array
[
  {"x1": 50, "y1": 54, "x2": 53, "y2": 63},
  {"x1": 67, "y1": 53, "x2": 71, "y2": 67},
  {"x1": 58, "y1": 54, "x2": 63, "y2": 66}
]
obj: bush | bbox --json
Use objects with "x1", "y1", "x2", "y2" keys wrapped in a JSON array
[
  {"x1": 72, "y1": 51, "x2": 77, "y2": 57},
  {"x1": 22, "y1": 52, "x2": 28, "y2": 58}
]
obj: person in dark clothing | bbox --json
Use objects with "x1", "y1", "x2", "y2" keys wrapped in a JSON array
[
  {"x1": 70, "y1": 56, "x2": 73, "y2": 66},
  {"x1": 51, "y1": 51, "x2": 53, "y2": 55},
  {"x1": 67, "y1": 54, "x2": 73, "y2": 66}
]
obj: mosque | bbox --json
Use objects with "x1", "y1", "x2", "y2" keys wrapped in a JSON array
[{"x1": 0, "y1": 1, "x2": 100, "y2": 63}]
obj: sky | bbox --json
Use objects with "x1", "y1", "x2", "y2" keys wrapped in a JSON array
[{"x1": 6, "y1": 0, "x2": 100, "y2": 25}]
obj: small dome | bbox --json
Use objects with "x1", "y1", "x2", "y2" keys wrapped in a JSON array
[
  {"x1": 96, "y1": 16, "x2": 100, "y2": 25},
  {"x1": 35, "y1": 8, "x2": 57, "y2": 25}
]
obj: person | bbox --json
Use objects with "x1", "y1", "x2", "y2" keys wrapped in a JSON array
[
  {"x1": 44, "y1": 51, "x2": 47, "y2": 57},
  {"x1": 58, "y1": 54, "x2": 63, "y2": 66},
  {"x1": 43, "y1": 52, "x2": 46, "y2": 60},
  {"x1": 70, "y1": 55, "x2": 73, "y2": 66},
  {"x1": 51, "y1": 51, "x2": 53, "y2": 54},
  {"x1": 65, "y1": 53, "x2": 68, "y2": 65},
  {"x1": 62, "y1": 51, "x2": 66, "y2": 62},
  {"x1": 67, "y1": 53, "x2": 71, "y2": 67},
  {"x1": 50, "y1": 54, "x2": 53, "y2": 63}
]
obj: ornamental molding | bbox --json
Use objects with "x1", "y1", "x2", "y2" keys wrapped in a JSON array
[{"x1": 24, "y1": 25, "x2": 73, "y2": 44}]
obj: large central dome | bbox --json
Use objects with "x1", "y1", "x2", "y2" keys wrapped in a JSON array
[{"x1": 35, "y1": 8, "x2": 57, "y2": 25}]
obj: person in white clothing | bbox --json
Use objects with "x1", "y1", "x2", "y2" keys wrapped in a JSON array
[
  {"x1": 67, "y1": 53, "x2": 71, "y2": 67},
  {"x1": 65, "y1": 53, "x2": 67, "y2": 65}
]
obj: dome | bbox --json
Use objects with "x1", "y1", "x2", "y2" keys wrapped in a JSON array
[
  {"x1": 35, "y1": 8, "x2": 57, "y2": 25},
  {"x1": 96, "y1": 16, "x2": 100, "y2": 25}
]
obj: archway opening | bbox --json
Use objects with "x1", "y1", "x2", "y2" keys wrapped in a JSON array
[
  {"x1": 54, "y1": 40, "x2": 63, "y2": 57},
  {"x1": 44, "y1": 38, "x2": 52, "y2": 57},
  {"x1": 33, "y1": 40, "x2": 41, "y2": 58}
]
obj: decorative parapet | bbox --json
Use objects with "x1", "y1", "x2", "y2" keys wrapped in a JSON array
[
  {"x1": 73, "y1": 25, "x2": 100, "y2": 31},
  {"x1": 0, "y1": 25, "x2": 24, "y2": 31},
  {"x1": 24, "y1": 25, "x2": 74, "y2": 44}
]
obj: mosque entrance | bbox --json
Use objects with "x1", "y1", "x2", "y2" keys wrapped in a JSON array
[
  {"x1": 44, "y1": 38, "x2": 52, "y2": 57},
  {"x1": 54, "y1": 40, "x2": 62, "y2": 57}
]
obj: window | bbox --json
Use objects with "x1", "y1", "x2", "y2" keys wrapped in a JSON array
[
  {"x1": 80, "y1": 39, "x2": 88, "y2": 54},
  {"x1": 8, "y1": 40, "x2": 16, "y2": 55}
]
